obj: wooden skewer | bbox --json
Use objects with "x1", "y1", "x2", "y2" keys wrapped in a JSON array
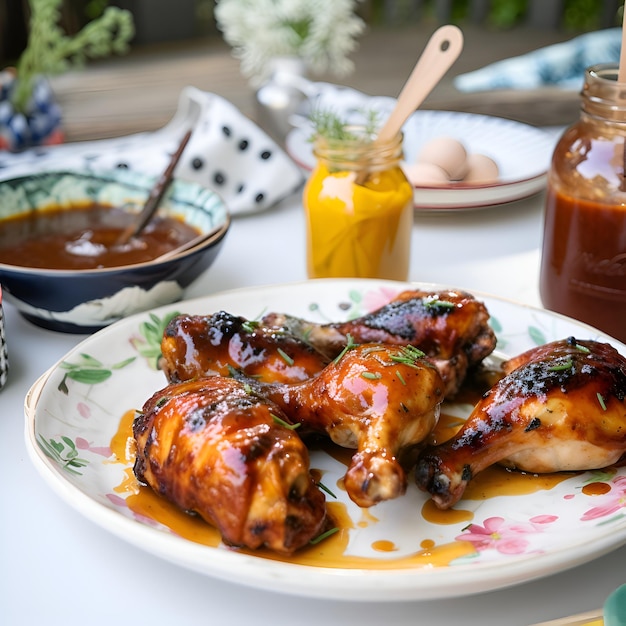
[{"x1": 116, "y1": 128, "x2": 193, "y2": 245}]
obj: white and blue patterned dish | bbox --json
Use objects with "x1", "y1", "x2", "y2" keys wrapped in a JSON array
[{"x1": 0, "y1": 169, "x2": 230, "y2": 333}]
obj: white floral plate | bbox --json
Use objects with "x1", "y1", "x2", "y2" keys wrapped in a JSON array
[
  {"x1": 286, "y1": 84, "x2": 559, "y2": 211},
  {"x1": 24, "y1": 279, "x2": 626, "y2": 602}
]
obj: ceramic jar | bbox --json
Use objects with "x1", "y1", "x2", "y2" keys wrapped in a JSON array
[{"x1": 539, "y1": 63, "x2": 626, "y2": 342}]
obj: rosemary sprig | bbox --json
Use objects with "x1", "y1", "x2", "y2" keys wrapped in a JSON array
[
  {"x1": 309, "y1": 527, "x2": 340, "y2": 545},
  {"x1": 333, "y1": 333, "x2": 358, "y2": 364},
  {"x1": 317, "y1": 481, "x2": 337, "y2": 499},
  {"x1": 548, "y1": 359, "x2": 573, "y2": 372},
  {"x1": 361, "y1": 371, "x2": 382, "y2": 380},
  {"x1": 389, "y1": 345, "x2": 426, "y2": 368},
  {"x1": 277, "y1": 348, "x2": 294, "y2": 366},
  {"x1": 271, "y1": 413, "x2": 301, "y2": 430},
  {"x1": 309, "y1": 107, "x2": 379, "y2": 142},
  {"x1": 241, "y1": 320, "x2": 259, "y2": 333}
]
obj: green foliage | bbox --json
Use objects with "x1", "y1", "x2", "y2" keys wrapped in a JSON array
[
  {"x1": 11, "y1": 0, "x2": 134, "y2": 113},
  {"x1": 366, "y1": 0, "x2": 620, "y2": 30}
]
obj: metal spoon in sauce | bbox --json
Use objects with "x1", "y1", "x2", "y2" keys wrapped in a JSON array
[{"x1": 116, "y1": 127, "x2": 193, "y2": 246}]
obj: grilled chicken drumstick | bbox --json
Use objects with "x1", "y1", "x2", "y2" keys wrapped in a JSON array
[
  {"x1": 415, "y1": 337, "x2": 626, "y2": 509},
  {"x1": 161, "y1": 310, "x2": 331, "y2": 384},
  {"x1": 133, "y1": 376, "x2": 327, "y2": 554},
  {"x1": 245, "y1": 343, "x2": 445, "y2": 508},
  {"x1": 261, "y1": 288, "x2": 496, "y2": 397}
]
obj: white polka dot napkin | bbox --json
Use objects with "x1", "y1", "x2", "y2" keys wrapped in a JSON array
[{"x1": 0, "y1": 86, "x2": 305, "y2": 216}]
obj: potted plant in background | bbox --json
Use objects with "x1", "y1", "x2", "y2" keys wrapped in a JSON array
[
  {"x1": 214, "y1": 0, "x2": 366, "y2": 141},
  {"x1": 0, "y1": 0, "x2": 134, "y2": 152}
]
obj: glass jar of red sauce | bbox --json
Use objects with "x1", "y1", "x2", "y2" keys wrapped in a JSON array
[
  {"x1": 539, "y1": 63, "x2": 626, "y2": 342},
  {"x1": 303, "y1": 126, "x2": 413, "y2": 280}
]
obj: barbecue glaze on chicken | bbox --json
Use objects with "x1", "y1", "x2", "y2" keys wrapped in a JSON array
[
  {"x1": 246, "y1": 343, "x2": 445, "y2": 508},
  {"x1": 133, "y1": 376, "x2": 326, "y2": 553},
  {"x1": 261, "y1": 288, "x2": 497, "y2": 397},
  {"x1": 415, "y1": 337, "x2": 626, "y2": 509},
  {"x1": 161, "y1": 310, "x2": 331, "y2": 384}
]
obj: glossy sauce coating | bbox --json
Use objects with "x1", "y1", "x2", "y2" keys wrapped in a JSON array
[
  {"x1": 160, "y1": 311, "x2": 331, "y2": 384},
  {"x1": 416, "y1": 337, "x2": 626, "y2": 509},
  {"x1": 0, "y1": 203, "x2": 200, "y2": 269},
  {"x1": 132, "y1": 376, "x2": 327, "y2": 554}
]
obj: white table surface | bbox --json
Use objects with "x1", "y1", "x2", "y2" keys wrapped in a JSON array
[{"x1": 2, "y1": 188, "x2": 624, "y2": 626}]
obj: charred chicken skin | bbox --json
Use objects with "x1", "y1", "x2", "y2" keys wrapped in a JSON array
[
  {"x1": 415, "y1": 337, "x2": 626, "y2": 509},
  {"x1": 133, "y1": 376, "x2": 326, "y2": 553},
  {"x1": 245, "y1": 343, "x2": 445, "y2": 508},
  {"x1": 160, "y1": 310, "x2": 331, "y2": 384},
  {"x1": 261, "y1": 288, "x2": 497, "y2": 397}
]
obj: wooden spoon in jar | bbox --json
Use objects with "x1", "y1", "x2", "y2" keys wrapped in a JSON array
[
  {"x1": 355, "y1": 25, "x2": 463, "y2": 184},
  {"x1": 377, "y1": 25, "x2": 464, "y2": 144}
]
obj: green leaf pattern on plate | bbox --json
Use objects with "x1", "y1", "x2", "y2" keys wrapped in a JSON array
[
  {"x1": 57, "y1": 353, "x2": 136, "y2": 394},
  {"x1": 130, "y1": 310, "x2": 180, "y2": 370},
  {"x1": 38, "y1": 434, "x2": 89, "y2": 475}
]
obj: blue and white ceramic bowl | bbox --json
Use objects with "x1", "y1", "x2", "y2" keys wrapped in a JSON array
[{"x1": 0, "y1": 170, "x2": 230, "y2": 333}]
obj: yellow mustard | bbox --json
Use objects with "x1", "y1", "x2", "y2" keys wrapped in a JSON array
[{"x1": 303, "y1": 127, "x2": 413, "y2": 280}]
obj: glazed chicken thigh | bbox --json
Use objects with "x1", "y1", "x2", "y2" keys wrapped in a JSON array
[
  {"x1": 262, "y1": 288, "x2": 496, "y2": 397},
  {"x1": 133, "y1": 376, "x2": 326, "y2": 553},
  {"x1": 415, "y1": 337, "x2": 626, "y2": 509},
  {"x1": 247, "y1": 343, "x2": 445, "y2": 508}
]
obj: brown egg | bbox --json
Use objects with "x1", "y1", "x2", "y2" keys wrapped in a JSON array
[
  {"x1": 462, "y1": 153, "x2": 500, "y2": 184},
  {"x1": 417, "y1": 136, "x2": 468, "y2": 180},
  {"x1": 402, "y1": 162, "x2": 450, "y2": 186}
]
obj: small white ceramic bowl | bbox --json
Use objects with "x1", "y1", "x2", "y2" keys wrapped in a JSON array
[{"x1": 0, "y1": 169, "x2": 230, "y2": 333}]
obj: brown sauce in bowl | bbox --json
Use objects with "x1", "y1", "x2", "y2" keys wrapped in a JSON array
[{"x1": 0, "y1": 203, "x2": 201, "y2": 270}]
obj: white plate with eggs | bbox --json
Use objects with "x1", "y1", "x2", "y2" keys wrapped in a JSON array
[{"x1": 287, "y1": 102, "x2": 560, "y2": 211}]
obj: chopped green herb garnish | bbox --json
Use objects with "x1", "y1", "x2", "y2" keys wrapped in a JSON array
[
  {"x1": 548, "y1": 359, "x2": 573, "y2": 372},
  {"x1": 396, "y1": 370, "x2": 406, "y2": 385},
  {"x1": 242, "y1": 382, "x2": 253, "y2": 395},
  {"x1": 333, "y1": 333, "x2": 358, "y2": 364},
  {"x1": 400, "y1": 402, "x2": 409, "y2": 413},
  {"x1": 423, "y1": 297, "x2": 456, "y2": 311},
  {"x1": 317, "y1": 481, "x2": 337, "y2": 499},
  {"x1": 155, "y1": 396, "x2": 169, "y2": 408},
  {"x1": 575, "y1": 343, "x2": 591, "y2": 353},
  {"x1": 361, "y1": 371, "x2": 382, "y2": 380},
  {"x1": 389, "y1": 345, "x2": 426, "y2": 368},
  {"x1": 277, "y1": 348, "x2": 294, "y2": 366},
  {"x1": 597, "y1": 392, "x2": 607, "y2": 411},
  {"x1": 309, "y1": 527, "x2": 340, "y2": 545},
  {"x1": 271, "y1": 413, "x2": 301, "y2": 430},
  {"x1": 241, "y1": 320, "x2": 259, "y2": 333}
]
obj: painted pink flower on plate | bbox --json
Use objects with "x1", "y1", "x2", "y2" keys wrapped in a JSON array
[
  {"x1": 581, "y1": 476, "x2": 626, "y2": 522},
  {"x1": 363, "y1": 286, "x2": 401, "y2": 312},
  {"x1": 457, "y1": 515, "x2": 557, "y2": 555}
]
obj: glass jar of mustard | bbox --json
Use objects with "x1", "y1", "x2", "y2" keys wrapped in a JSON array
[
  {"x1": 539, "y1": 63, "x2": 626, "y2": 342},
  {"x1": 303, "y1": 126, "x2": 414, "y2": 280}
]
